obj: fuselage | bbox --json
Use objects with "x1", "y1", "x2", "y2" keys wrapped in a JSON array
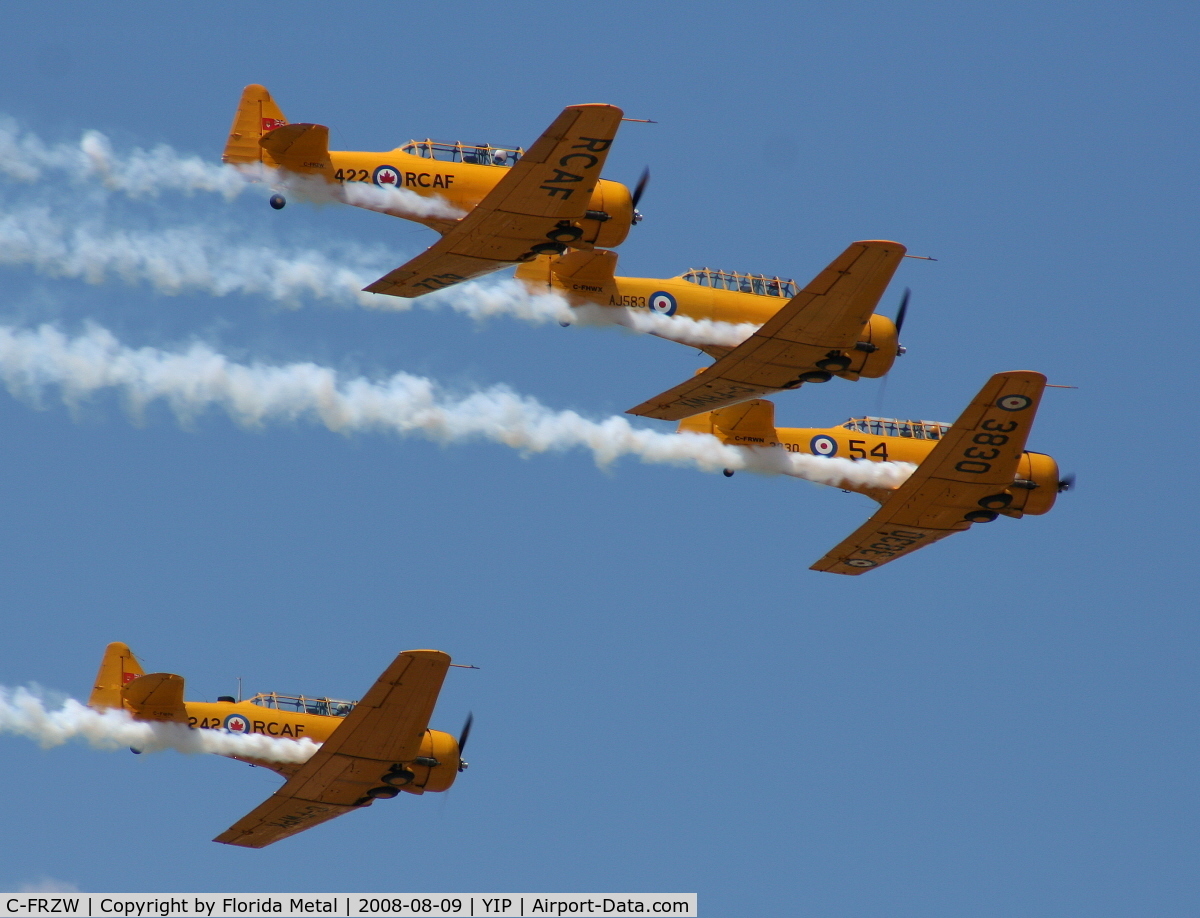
[
  {"x1": 174, "y1": 695, "x2": 460, "y2": 794},
  {"x1": 685, "y1": 409, "x2": 1059, "y2": 517},
  {"x1": 268, "y1": 144, "x2": 633, "y2": 248},
  {"x1": 519, "y1": 260, "x2": 788, "y2": 325}
]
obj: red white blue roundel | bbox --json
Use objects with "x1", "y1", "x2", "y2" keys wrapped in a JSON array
[
  {"x1": 996, "y1": 393, "x2": 1032, "y2": 411},
  {"x1": 373, "y1": 165, "x2": 401, "y2": 188},
  {"x1": 810, "y1": 435, "x2": 838, "y2": 457},
  {"x1": 648, "y1": 291, "x2": 677, "y2": 316},
  {"x1": 223, "y1": 713, "x2": 251, "y2": 734},
  {"x1": 845, "y1": 558, "x2": 876, "y2": 568}
]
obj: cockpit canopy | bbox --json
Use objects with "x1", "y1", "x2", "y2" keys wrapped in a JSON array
[
  {"x1": 842, "y1": 417, "x2": 951, "y2": 440},
  {"x1": 401, "y1": 139, "x2": 524, "y2": 167},
  {"x1": 681, "y1": 269, "x2": 799, "y2": 298},
  {"x1": 249, "y1": 692, "x2": 357, "y2": 718}
]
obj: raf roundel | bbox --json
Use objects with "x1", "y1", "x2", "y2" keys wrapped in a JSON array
[
  {"x1": 372, "y1": 165, "x2": 401, "y2": 188},
  {"x1": 809, "y1": 435, "x2": 838, "y2": 457},
  {"x1": 845, "y1": 559, "x2": 876, "y2": 568},
  {"x1": 648, "y1": 291, "x2": 677, "y2": 316},
  {"x1": 997, "y1": 393, "x2": 1033, "y2": 412},
  {"x1": 223, "y1": 713, "x2": 251, "y2": 735}
]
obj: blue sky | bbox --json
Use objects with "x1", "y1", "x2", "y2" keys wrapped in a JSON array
[{"x1": 0, "y1": 3, "x2": 1196, "y2": 914}]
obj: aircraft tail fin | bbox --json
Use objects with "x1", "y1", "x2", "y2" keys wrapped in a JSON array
[
  {"x1": 678, "y1": 398, "x2": 779, "y2": 445},
  {"x1": 223, "y1": 84, "x2": 289, "y2": 165},
  {"x1": 89, "y1": 642, "x2": 145, "y2": 709}
]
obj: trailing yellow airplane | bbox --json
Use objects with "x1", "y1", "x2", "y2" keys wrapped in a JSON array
[
  {"x1": 516, "y1": 240, "x2": 911, "y2": 421},
  {"x1": 223, "y1": 85, "x2": 644, "y2": 297},
  {"x1": 89, "y1": 642, "x2": 472, "y2": 848},
  {"x1": 681, "y1": 370, "x2": 1069, "y2": 573}
]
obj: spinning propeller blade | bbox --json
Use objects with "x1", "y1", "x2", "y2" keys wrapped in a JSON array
[
  {"x1": 458, "y1": 712, "x2": 474, "y2": 756},
  {"x1": 630, "y1": 168, "x2": 650, "y2": 224},
  {"x1": 895, "y1": 288, "x2": 911, "y2": 335},
  {"x1": 893, "y1": 288, "x2": 911, "y2": 356},
  {"x1": 1057, "y1": 473, "x2": 1075, "y2": 493}
]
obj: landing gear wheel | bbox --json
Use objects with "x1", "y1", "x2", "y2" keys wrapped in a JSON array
[
  {"x1": 723, "y1": 469, "x2": 735, "y2": 478},
  {"x1": 964, "y1": 510, "x2": 999, "y2": 523},
  {"x1": 529, "y1": 242, "x2": 567, "y2": 256},
  {"x1": 367, "y1": 785, "x2": 401, "y2": 799},
  {"x1": 978, "y1": 494, "x2": 1012, "y2": 511},
  {"x1": 795, "y1": 370, "x2": 833, "y2": 384},
  {"x1": 269, "y1": 194, "x2": 286, "y2": 210},
  {"x1": 382, "y1": 767, "x2": 416, "y2": 787},
  {"x1": 816, "y1": 356, "x2": 851, "y2": 372}
]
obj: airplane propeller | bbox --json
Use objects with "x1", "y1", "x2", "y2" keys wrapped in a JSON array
[
  {"x1": 894, "y1": 287, "x2": 911, "y2": 355},
  {"x1": 457, "y1": 712, "x2": 473, "y2": 772},
  {"x1": 1057, "y1": 473, "x2": 1075, "y2": 493},
  {"x1": 630, "y1": 167, "x2": 649, "y2": 225}
]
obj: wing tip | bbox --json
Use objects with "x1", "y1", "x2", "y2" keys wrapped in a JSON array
[{"x1": 809, "y1": 559, "x2": 870, "y2": 576}]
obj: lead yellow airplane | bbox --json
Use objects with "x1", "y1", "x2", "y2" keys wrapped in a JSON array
[
  {"x1": 681, "y1": 370, "x2": 1068, "y2": 573},
  {"x1": 89, "y1": 642, "x2": 472, "y2": 848},
  {"x1": 516, "y1": 240, "x2": 911, "y2": 421},
  {"x1": 223, "y1": 85, "x2": 643, "y2": 297}
]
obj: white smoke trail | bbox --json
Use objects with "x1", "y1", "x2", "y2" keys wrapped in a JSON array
[
  {"x1": 0, "y1": 191, "x2": 753, "y2": 345},
  {"x1": 315, "y1": 174, "x2": 465, "y2": 221},
  {"x1": 0, "y1": 120, "x2": 756, "y2": 344},
  {"x1": 0, "y1": 117, "x2": 245, "y2": 198},
  {"x1": 0, "y1": 686, "x2": 318, "y2": 763},
  {"x1": 0, "y1": 322, "x2": 914, "y2": 489},
  {"x1": 0, "y1": 203, "x2": 386, "y2": 306},
  {"x1": 0, "y1": 117, "x2": 466, "y2": 221},
  {"x1": 420, "y1": 280, "x2": 760, "y2": 346},
  {"x1": 573, "y1": 302, "x2": 759, "y2": 347}
]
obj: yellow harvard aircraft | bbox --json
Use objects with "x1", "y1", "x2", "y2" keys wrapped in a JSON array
[
  {"x1": 223, "y1": 85, "x2": 644, "y2": 297},
  {"x1": 516, "y1": 240, "x2": 911, "y2": 421},
  {"x1": 682, "y1": 370, "x2": 1068, "y2": 573},
  {"x1": 89, "y1": 642, "x2": 472, "y2": 848}
]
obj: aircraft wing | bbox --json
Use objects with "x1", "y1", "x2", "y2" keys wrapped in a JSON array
[
  {"x1": 213, "y1": 649, "x2": 451, "y2": 848},
  {"x1": 810, "y1": 371, "x2": 1047, "y2": 574},
  {"x1": 364, "y1": 104, "x2": 623, "y2": 298},
  {"x1": 627, "y1": 241, "x2": 906, "y2": 421}
]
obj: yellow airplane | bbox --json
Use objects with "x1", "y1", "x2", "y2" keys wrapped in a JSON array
[
  {"x1": 223, "y1": 85, "x2": 644, "y2": 297},
  {"x1": 681, "y1": 370, "x2": 1069, "y2": 573},
  {"x1": 516, "y1": 240, "x2": 911, "y2": 421},
  {"x1": 88, "y1": 642, "x2": 472, "y2": 848}
]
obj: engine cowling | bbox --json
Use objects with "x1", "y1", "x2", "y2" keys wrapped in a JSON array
[
  {"x1": 842, "y1": 313, "x2": 899, "y2": 380},
  {"x1": 400, "y1": 728, "x2": 461, "y2": 795},
  {"x1": 583, "y1": 179, "x2": 634, "y2": 249},
  {"x1": 1001, "y1": 451, "x2": 1059, "y2": 517}
]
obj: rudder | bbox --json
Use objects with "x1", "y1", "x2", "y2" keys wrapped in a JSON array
[
  {"x1": 89, "y1": 642, "x2": 145, "y2": 709},
  {"x1": 223, "y1": 84, "x2": 288, "y2": 165}
]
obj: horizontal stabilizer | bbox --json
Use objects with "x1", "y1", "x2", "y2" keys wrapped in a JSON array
[
  {"x1": 259, "y1": 123, "x2": 331, "y2": 168},
  {"x1": 550, "y1": 249, "x2": 618, "y2": 286},
  {"x1": 122, "y1": 673, "x2": 187, "y2": 721}
]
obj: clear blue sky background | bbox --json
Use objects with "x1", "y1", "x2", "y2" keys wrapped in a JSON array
[{"x1": 0, "y1": 2, "x2": 1196, "y2": 914}]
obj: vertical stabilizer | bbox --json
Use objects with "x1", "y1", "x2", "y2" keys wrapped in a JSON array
[
  {"x1": 223, "y1": 84, "x2": 288, "y2": 165},
  {"x1": 89, "y1": 642, "x2": 145, "y2": 709}
]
